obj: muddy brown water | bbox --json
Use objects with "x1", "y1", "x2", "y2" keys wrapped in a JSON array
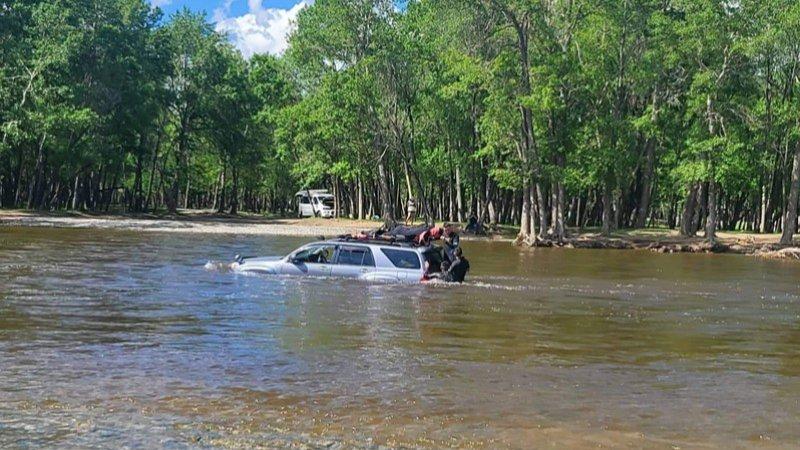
[{"x1": 1, "y1": 227, "x2": 799, "y2": 449}]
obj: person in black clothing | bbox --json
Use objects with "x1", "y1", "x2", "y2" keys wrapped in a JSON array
[
  {"x1": 441, "y1": 231, "x2": 459, "y2": 263},
  {"x1": 465, "y1": 214, "x2": 478, "y2": 232},
  {"x1": 427, "y1": 248, "x2": 469, "y2": 283},
  {"x1": 446, "y1": 247, "x2": 470, "y2": 283}
]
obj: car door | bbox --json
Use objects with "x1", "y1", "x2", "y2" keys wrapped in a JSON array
[
  {"x1": 281, "y1": 244, "x2": 334, "y2": 277},
  {"x1": 297, "y1": 195, "x2": 312, "y2": 217},
  {"x1": 331, "y1": 245, "x2": 375, "y2": 279}
]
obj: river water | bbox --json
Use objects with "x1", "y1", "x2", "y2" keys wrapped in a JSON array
[{"x1": 1, "y1": 227, "x2": 799, "y2": 449}]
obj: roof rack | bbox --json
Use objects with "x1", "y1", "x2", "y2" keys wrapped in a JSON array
[{"x1": 330, "y1": 235, "x2": 426, "y2": 248}]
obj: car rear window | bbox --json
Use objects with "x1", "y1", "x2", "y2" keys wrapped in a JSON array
[
  {"x1": 337, "y1": 246, "x2": 375, "y2": 267},
  {"x1": 380, "y1": 248, "x2": 421, "y2": 269}
]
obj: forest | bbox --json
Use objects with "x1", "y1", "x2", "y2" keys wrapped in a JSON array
[{"x1": 2, "y1": 0, "x2": 800, "y2": 244}]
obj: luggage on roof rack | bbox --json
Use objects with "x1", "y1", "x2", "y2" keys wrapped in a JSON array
[{"x1": 334, "y1": 234, "x2": 419, "y2": 247}]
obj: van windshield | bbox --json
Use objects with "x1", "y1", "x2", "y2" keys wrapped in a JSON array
[{"x1": 316, "y1": 197, "x2": 334, "y2": 208}]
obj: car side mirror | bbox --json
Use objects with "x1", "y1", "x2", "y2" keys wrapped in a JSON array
[{"x1": 291, "y1": 258, "x2": 303, "y2": 265}]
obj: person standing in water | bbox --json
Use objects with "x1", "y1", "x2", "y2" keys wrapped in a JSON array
[
  {"x1": 441, "y1": 228, "x2": 459, "y2": 263},
  {"x1": 447, "y1": 247, "x2": 470, "y2": 282}
]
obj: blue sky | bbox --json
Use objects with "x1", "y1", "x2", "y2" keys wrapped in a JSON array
[
  {"x1": 153, "y1": 0, "x2": 302, "y2": 20},
  {"x1": 150, "y1": 0, "x2": 310, "y2": 57}
]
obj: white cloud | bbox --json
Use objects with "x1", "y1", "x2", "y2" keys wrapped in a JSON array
[
  {"x1": 212, "y1": 0, "x2": 234, "y2": 22},
  {"x1": 215, "y1": 0, "x2": 311, "y2": 58},
  {"x1": 150, "y1": 0, "x2": 172, "y2": 7}
]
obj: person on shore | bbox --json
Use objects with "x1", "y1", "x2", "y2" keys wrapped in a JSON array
[
  {"x1": 405, "y1": 197, "x2": 417, "y2": 225},
  {"x1": 464, "y1": 213, "x2": 484, "y2": 235}
]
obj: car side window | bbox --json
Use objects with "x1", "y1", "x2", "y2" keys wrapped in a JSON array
[
  {"x1": 292, "y1": 245, "x2": 335, "y2": 264},
  {"x1": 291, "y1": 246, "x2": 317, "y2": 263},
  {"x1": 380, "y1": 248, "x2": 421, "y2": 269},
  {"x1": 362, "y1": 248, "x2": 375, "y2": 267},
  {"x1": 299, "y1": 196, "x2": 310, "y2": 204},
  {"x1": 336, "y1": 246, "x2": 375, "y2": 267}
]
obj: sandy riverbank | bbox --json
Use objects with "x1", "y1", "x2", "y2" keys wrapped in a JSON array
[
  {"x1": 2, "y1": 209, "x2": 799, "y2": 259},
  {"x1": 0, "y1": 209, "x2": 380, "y2": 237}
]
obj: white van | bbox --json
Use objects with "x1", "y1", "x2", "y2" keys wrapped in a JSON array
[{"x1": 295, "y1": 189, "x2": 336, "y2": 218}]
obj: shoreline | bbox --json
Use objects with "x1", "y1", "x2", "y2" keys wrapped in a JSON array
[
  {"x1": 540, "y1": 233, "x2": 800, "y2": 260},
  {"x1": 0, "y1": 209, "x2": 379, "y2": 237},
  {"x1": 2, "y1": 209, "x2": 799, "y2": 260}
]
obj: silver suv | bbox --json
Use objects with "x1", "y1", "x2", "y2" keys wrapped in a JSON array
[{"x1": 231, "y1": 239, "x2": 429, "y2": 282}]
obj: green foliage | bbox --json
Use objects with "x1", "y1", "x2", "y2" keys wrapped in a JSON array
[{"x1": 1, "y1": 0, "x2": 799, "y2": 234}]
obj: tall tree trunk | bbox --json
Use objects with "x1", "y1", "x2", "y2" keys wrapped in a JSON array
[
  {"x1": 72, "y1": 172, "x2": 81, "y2": 210},
  {"x1": 27, "y1": 133, "x2": 47, "y2": 209},
  {"x1": 211, "y1": 170, "x2": 221, "y2": 211},
  {"x1": 218, "y1": 162, "x2": 227, "y2": 213},
  {"x1": 680, "y1": 182, "x2": 698, "y2": 237},
  {"x1": 762, "y1": 154, "x2": 782, "y2": 233},
  {"x1": 601, "y1": 179, "x2": 613, "y2": 236},
  {"x1": 133, "y1": 155, "x2": 143, "y2": 212},
  {"x1": 635, "y1": 138, "x2": 656, "y2": 228},
  {"x1": 105, "y1": 169, "x2": 119, "y2": 212},
  {"x1": 333, "y1": 176, "x2": 339, "y2": 219},
  {"x1": 529, "y1": 184, "x2": 538, "y2": 238},
  {"x1": 455, "y1": 164, "x2": 464, "y2": 222},
  {"x1": 183, "y1": 175, "x2": 190, "y2": 210},
  {"x1": 535, "y1": 182, "x2": 548, "y2": 238},
  {"x1": 693, "y1": 182, "x2": 706, "y2": 234},
  {"x1": 229, "y1": 166, "x2": 238, "y2": 215},
  {"x1": 555, "y1": 180, "x2": 566, "y2": 242},
  {"x1": 705, "y1": 181, "x2": 719, "y2": 241},
  {"x1": 759, "y1": 182, "x2": 769, "y2": 233},
  {"x1": 358, "y1": 176, "x2": 364, "y2": 220},
  {"x1": 520, "y1": 182, "x2": 531, "y2": 238},
  {"x1": 165, "y1": 177, "x2": 179, "y2": 214},
  {"x1": 13, "y1": 153, "x2": 24, "y2": 207},
  {"x1": 780, "y1": 142, "x2": 800, "y2": 245},
  {"x1": 550, "y1": 180, "x2": 558, "y2": 234},
  {"x1": 487, "y1": 178, "x2": 498, "y2": 225},
  {"x1": 377, "y1": 156, "x2": 393, "y2": 223}
]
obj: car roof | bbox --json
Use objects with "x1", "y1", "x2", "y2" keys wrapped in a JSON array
[{"x1": 295, "y1": 189, "x2": 331, "y2": 196}]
